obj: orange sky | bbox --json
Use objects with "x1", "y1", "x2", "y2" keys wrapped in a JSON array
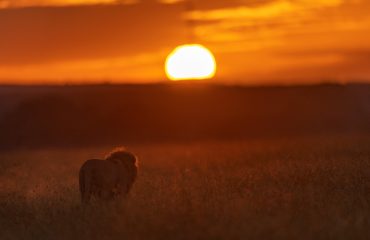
[{"x1": 0, "y1": 0, "x2": 369, "y2": 84}]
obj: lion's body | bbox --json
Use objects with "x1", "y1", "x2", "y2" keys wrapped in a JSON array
[{"x1": 79, "y1": 149, "x2": 138, "y2": 204}]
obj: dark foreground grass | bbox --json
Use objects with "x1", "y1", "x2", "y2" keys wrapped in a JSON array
[{"x1": 1, "y1": 136, "x2": 370, "y2": 240}]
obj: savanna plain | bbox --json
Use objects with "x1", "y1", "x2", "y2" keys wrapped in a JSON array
[{"x1": 1, "y1": 136, "x2": 370, "y2": 240}]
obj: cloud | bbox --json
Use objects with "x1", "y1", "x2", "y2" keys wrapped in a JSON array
[
  {"x1": 0, "y1": 0, "x2": 139, "y2": 8},
  {"x1": 264, "y1": 50, "x2": 370, "y2": 83},
  {"x1": 182, "y1": 0, "x2": 368, "y2": 45},
  {"x1": 0, "y1": 0, "x2": 349, "y2": 9},
  {"x1": 0, "y1": 49, "x2": 169, "y2": 83},
  {"x1": 159, "y1": 0, "x2": 183, "y2": 4},
  {"x1": 0, "y1": 0, "x2": 246, "y2": 8},
  {"x1": 185, "y1": 0, "x2": 345, "y2": 22},
  {"x1": 0, "y1": 3, "x2": 184, "y2": 65},
  {"x1": 186, "y1": 1, "x2": 295, "y2": 21}
]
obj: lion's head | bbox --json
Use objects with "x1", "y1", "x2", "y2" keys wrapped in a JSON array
[{"x1": 105, "y1": 147, "x2": 138, "y2": 168}]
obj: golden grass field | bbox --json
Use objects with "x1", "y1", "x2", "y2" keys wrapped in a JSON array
[{"x1": 1, "y1": 135, "x2": 370, "y2": 240}]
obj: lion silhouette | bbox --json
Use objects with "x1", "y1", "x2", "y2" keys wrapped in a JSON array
[{"x1": 79, "y1": 147, "x2": 138, "y2": 204}]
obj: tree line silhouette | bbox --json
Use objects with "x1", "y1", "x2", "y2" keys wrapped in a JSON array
[{"x1": 0, "y1": 83, "x2": 369, "y2": 149}]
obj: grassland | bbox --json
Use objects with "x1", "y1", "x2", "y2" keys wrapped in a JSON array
[{"x1": 1, "y1": 135, "x2": 370, "y2": 240}]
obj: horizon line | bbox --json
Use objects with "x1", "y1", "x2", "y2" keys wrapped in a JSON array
[{"x1": 1, "y1": 80, "x2": 370, "y2": 88}]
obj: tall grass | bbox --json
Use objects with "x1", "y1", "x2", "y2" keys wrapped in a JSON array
[{"x1": 1, "y1": 136, "x2": 370, "y2": 239}]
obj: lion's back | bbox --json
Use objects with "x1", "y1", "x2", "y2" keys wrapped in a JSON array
[
  {"x1": 79, "y1": 159, "x2": 103, "y2": 180},
  {"x1": 80, "y1": 159, "x2": 118, "y2": 187},
  {"x1": 80, "y1": 159, "x2": 111, "y2": 196}
]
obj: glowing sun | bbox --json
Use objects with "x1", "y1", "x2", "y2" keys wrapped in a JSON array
[{"x1": 165, "y1": 44, "x2": 217, "y2": 81}]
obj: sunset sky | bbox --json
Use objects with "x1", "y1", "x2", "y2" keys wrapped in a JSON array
[{"x1": 0, "y1": 0, "x2": 369, "y2": 85}]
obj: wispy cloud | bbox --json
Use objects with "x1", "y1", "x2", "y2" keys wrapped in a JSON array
[
  {"x1": 185, "y1": 0, "x2": 346, "y2": 21},
  {"x1": 0, "y1": 0, "x2": 139, "y2": 8},
  {"x1": 0, "y1": 0, "x2": 349, "y2": 9},
  {"x1": 0, "y1": 49, "x2": 168, "y2": 83},
  {"x1": 182, "y1": 0, "x2": 368, "y2": 45}
]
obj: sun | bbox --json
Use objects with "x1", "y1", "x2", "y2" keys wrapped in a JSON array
[{"x1": 165, "y1": 44, "x2": 217, "y2": 81}]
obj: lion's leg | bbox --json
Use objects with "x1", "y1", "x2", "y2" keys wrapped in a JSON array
[
  {"x1": 98, "y1": 189, "x2": 115, "y2": 201},
  {"x1": 126, "y1": 183, "x2": 132, "y2": 194},
  {"x1": 81, "y1": 190, "x2": 92, "y2": 204}
]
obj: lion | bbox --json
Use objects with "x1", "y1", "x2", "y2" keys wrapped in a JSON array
[{"x1": 79, "y1": 147, "x2": 138, "y2": 204}]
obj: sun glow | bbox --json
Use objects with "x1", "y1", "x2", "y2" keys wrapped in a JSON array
[{"x1": 165, "y1": 44, "x2": 217, "y2": 81}]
